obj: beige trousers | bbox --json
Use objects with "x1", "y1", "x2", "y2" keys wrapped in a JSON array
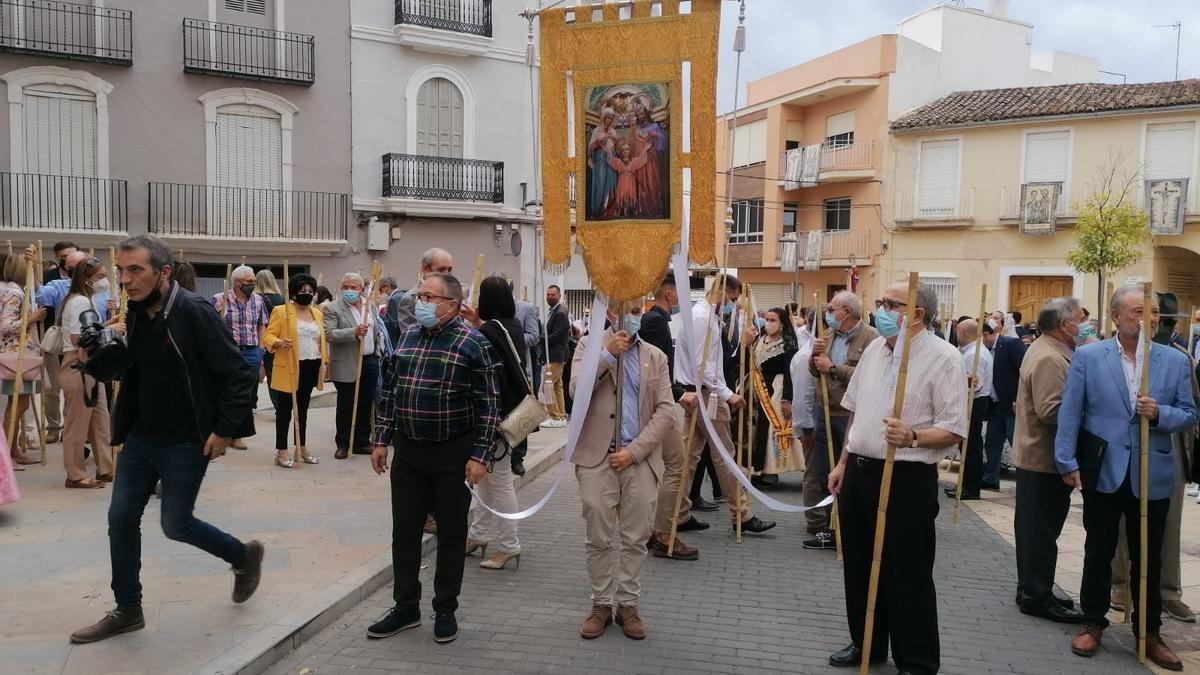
[
  {"x1": 1111, "y1": 435, "x2": 1186, "y2": 602},
  {"x1": 42, "y1": 352, "x2": 62, "y2": 432},
  {"x1": 545, "y1": 362, "x2": 567, "y2": 420},
  {"x1": 577, "y1": 458, "x2": 656, "y2": 606},
  {"x1": 651, "y1": 405, "x2": 686, "y2": 533},
  {"x1": 676, "y1": 392, "x2": 752, "y2": 525},
  {"x1": 59, "y1": 351, "x2": 113, "y2": 481}
]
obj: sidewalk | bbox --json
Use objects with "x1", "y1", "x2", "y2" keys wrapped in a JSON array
[{"x1": 0, "y1": 402, "x2": 566, "y2": 675}]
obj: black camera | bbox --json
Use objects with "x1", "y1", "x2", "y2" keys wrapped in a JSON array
[{"x1": 78, "y1": 309, "x2": 130, "y2": 382}]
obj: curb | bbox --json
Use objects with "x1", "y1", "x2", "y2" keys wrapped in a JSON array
[{"x1": 204, "y1": 441, "x2": 566, "y2": 675}]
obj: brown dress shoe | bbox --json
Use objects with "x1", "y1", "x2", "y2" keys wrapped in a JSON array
[
  {"x1": 96, "y1": 473, "x2": 114, "y2": 483},
  {"x1": 1163, "y1": 599, "x2": 1196, "y2": 623},
  {"x1": 232, "y1": 540, "x2": 265, "y2": 603},
  {"x1": 580, "y1": 604, "x2": 612, "y2": 639},
  {"x1": 230, "y1": 439, "x2": 247, "y2": 450},
  {"x1": 69, "y1": 606, "x2": 145, "y2": 644},
  {"x1": 1070, "y1": 623, "x2": 1103, "y2": 657},
  {"x1": 649, "y1": 532, "x2": 698, "y2": 561},
  {"x1": 615, "y1": 604, "x2": 646, "y2": 640},
  {"x1": 334, "y1": 447, "x2": 349, "y2": 460},
  {"x1": 1146, "y1": 633, "x2": 1184, "y2": 671}
]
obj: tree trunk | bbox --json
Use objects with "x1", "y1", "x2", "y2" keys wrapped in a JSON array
[{"x1": 1097, "y1": 270, "x2": 1105, "y2": 335}]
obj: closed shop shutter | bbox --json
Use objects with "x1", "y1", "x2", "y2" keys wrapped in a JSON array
[{"x1": 917, "y1": 139, "x2": 958, "y2": 217}]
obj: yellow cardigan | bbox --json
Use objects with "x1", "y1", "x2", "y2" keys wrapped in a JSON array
[{"x1": 262, "y1": 303, "x2": 327, "y2": 393}]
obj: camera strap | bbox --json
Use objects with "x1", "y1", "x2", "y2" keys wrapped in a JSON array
[{"x1": 71, "y1": 362, "x2": 101, "y2": 408}]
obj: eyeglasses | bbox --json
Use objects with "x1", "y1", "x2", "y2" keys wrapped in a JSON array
[
  {"x1": 878, "y1": 298, "x2": 907, "y2": 312},
  {"x1": 413, "y1": 292, "x2": 455, "y2": 303}
]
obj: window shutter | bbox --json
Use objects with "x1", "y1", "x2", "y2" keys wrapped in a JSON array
[
  {"x1": 224, "y1": 0, "x2": 245, "y2": 11},
  {"x1": 215, "y1": 108, "x2": 282, "y2": 237},
  {"x1": 1146, "y1": 122, "x2": 1195, "y2": 180},
  {"x1": 1023, "y1": 131, "x2": 1069, "y2": 182},
  {"x1": 416, "y1": 78, "x2": 464, "y2": 158},
  {"x1": 825, "y1": 111, "x2": 855, "y2": 139},
  {"x1": 751, "y1": 284, "x2": 791, "y2": 312},
  {"x1": 23, "y1": 85, "x2": 97, "y2": 177},
  {"x1": 732, "y1": 119, "x2": 766, "y2": 167},
  {"x1": 917, "y1": 139, "x2": 958, "y2": 216},
  {"x1": 247, "y1": 0, "x2": 267, "y2": 14}
]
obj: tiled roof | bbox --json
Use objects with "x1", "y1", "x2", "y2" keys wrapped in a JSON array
[{"x1": 891, "y1": 80, "x2": 1200, "y2": 132}]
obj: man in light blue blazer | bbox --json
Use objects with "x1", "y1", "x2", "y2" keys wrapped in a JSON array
[{"x1": 1054, "y1": 286, "x2": 1196, "y2": 670}]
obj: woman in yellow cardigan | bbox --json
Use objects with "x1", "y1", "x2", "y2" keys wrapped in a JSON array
[{"x1": 262, "y1": 272, "x2": 327, "y2": 468}]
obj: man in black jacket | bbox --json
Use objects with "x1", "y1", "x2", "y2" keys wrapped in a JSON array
[
  {"x1": 70, "y1": 234, "x2": 264, "y2": 645},
  {"x1": 982, "y1": 322, "x2": 1027, "y2": 489},
  {"x1": 543, "y1": 284, "x2": 570, "y2": 427}
]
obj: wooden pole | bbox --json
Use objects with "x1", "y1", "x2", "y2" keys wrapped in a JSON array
[
  {"x1": 36, "y1": 241, "x2": 47, "y2": 465},
  {"x1": 283, "y1": 260, "x2": 302, "y2": 465},
  {"x1": 469, "y1": 254, "x2": 485, "y2": 308},
  {"x1": 316, "y1": 273, "x2": 323, "y2": 288},
  {"x1": 347, "y1": 260, "x2": 382, "y2": 457},
  {"x1": 1103, "y1": 281, "x2": 1115, "y2": 337},
  {"x1": 1136, "y1": 283, "x2": 1153, "y2": 663},
  {"x1": 612, "y1": 302, "x2": 627, "y2": 458},
  {"x1": 745, "y1": 285, "x2": 758, "y2": 483},
  {"x1": 952, "y1": 284, "x2": 988, "y2": 524},
  {"x1": 859, "y1": 271, "x2": 921, "y2": 675},
  {"x1": 815, "y1": 292, "x2": 844, "y2": 561},
  {"x1": 733, "y1": 288, "x2": 751, "y2": 544},
  {"x1": 5, "y1": 260, "x2": 34, "y2": 452}
]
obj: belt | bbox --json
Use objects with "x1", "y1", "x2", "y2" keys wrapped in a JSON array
[
  {"x1": 238, "y1": 344, "x2": 260, "y2": 351},
  {"x1": 850, "y1": 453, "x2": 936, "y2": 469}
]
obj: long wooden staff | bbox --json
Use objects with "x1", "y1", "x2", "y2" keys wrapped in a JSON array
[
  {"x1": 108, "y1": 245, "x2": 123, "y2": 473},
  {"x1": 815, "y1": 292, "x2": 844, "y2": 561},
  {"x1": 469, "y1": 254, "x2": 485, "y2": 309},
  {"x1": 218, "y1": 263, "x2": 232, "y2": 319},
  {"x1": 1103, "y1": 281, "x2": 1114, "y2": 338},
  {"x1": 35, "y1": 241, "x2": 48, "y2": 464},
  {"x1": 667, "y1": 272, "x2": 723, "y2": 557},
  {"x1": 283, "y1": 260, "x2": 302, "y2": 465},
  {"x1": 1136, "y1": 283, "x2": 1153, "y2": 664},
  {"x1": 347, "y1": 260, "x2": 382, "y2": 457},
  {"x1": 744, "y1": 283, "x2": 757, "y2": 483},
  {"x1": 6, "y1": 258, "x2": 34, "y2": 450},
  {"x1": 732, "y1": 287, "x2": 754, "y2": 544},
  {"x1": 859, "y1": 271, "x2": 921, "y2": 675},
  {"x1": 612, "y1": 303, "x2": 627, "y2": 460},
  {"x1": 952, "y1": 284, "x2": 988, "y2": 524}
]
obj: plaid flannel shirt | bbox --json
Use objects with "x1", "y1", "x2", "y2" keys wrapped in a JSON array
[
  {"x1": 373, "y1": 316, "x2": 501, "y2": 463},
  {"x1": 211, "y1": 290, "x2": 267, "y2": 347}
]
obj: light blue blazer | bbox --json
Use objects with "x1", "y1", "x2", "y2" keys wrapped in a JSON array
[{"x1": 1054, "y1": 338, "x2": 1196, "y2": 499}]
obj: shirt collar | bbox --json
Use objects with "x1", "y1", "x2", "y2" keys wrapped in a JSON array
[
  {"x1": 421, "y1": 315, "x2": 461, "y2": 336},
  {"x1": 836, "y1": 321, "x2": 862, "y2": 339}
]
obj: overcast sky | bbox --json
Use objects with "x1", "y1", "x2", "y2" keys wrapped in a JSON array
[{"x1": 716, "y1": 0, "x2": 1198, "y2": 112}]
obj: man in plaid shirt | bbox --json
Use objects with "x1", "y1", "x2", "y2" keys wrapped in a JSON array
[
  {"x1": 368, "y1": 273, "x2": 500, "y2": 645},
  {"x1": 212, "y1": 265, "x2": 268, "y2": 449}
]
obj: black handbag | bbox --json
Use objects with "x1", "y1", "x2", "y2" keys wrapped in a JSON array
[{"x1": 1076, "y1": 429, "x2": 1108, "y2": 492}]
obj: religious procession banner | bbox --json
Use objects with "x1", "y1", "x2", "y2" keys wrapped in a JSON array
[
  {"x1": 1146, "y1": 178, "x2": 1188, "y2": 235},
  {"x1": 1019, "y1": 181, "x2": 1061, "y2": 236},
  {"x1": 540, "y1": 0, "x2": 720, "y2": 302}
]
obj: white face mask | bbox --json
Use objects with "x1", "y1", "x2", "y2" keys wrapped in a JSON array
[{"x1": 91, "y1": 278, "x2": 111, "y2": 295}]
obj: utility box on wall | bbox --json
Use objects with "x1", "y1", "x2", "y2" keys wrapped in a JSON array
[{"x1": 366, "y1": 219, "x2": 390, "y2": 252}]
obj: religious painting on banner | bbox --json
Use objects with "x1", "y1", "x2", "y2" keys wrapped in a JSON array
[
  {"x1": 1020, "y1": 181, "x2": 1061, "y2": 235},
  {"x1": 584, "y1": 83, "x2": 671, "y2": 222},
  {"x1": 1146, "y1": 178, "x2": 1188, "y2": 235}
]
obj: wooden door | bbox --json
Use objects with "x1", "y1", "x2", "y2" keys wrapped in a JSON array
[{"x1": 1008, "y1": 276, "x2": 1073, "y2": 322}]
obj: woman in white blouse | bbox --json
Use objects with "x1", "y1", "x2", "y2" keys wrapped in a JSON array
[
  {"x1": 60, "y1": 257, "x2": 123, "y2": 488},
  {"x1": 262, "y1": 273, "x2": 327, "y2": 468}
]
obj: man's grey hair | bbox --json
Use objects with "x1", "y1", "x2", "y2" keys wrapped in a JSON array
[
  {"x1": 1038, "y1": 296, "x2": 1081, "y2": 333},
  {"x1": 1109, "y1": 285, "x2": 1147, "y2": 317},
  {"x1": 831, "y1": 290, "x2": 863, "y2": 319},
  {"x1": 490, "y1": 270, "x2": 515, "y2": 293},
  {"x1": 341, "y1": 272, "x2": 364, "y2": 286},
  {"x1": 915, "y1": 283, "x2": 938, "y2": 327},
  {"x1": 427, "y1": 273, "x2": 464, "y2": 301},
  {"x1": 379, "y1": 276, "x2": 398, "y2": 290},
  {"x1": 231, "y1": 265, "x2": 254, "y2": 281},
  {"x1": 117, "y1": 234, "x2": 172, "y2": 272},
  {"x1": 421, "y1": 247, "x2": 451, "y2": 268}
]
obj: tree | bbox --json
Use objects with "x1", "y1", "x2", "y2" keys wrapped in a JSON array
[{"x1": 1066, "y1": 154, "x2": 1150, "y2": 315}]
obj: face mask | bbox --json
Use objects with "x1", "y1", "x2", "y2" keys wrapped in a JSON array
[
  {"x1": 1074, "y1": 322, "x2": 1095, "y2": 345},
  {"x1": 765, "y1": 321, "x2": 782, "y2": 336},
  {"x1": 132, "y1": 272, "x2": 166, "y2": 310},
  {"x1": 1192, "y1": 325, "x2": 1200, "y2": 337},
  {"x1": 239, "y1": 283, "x2": 256, "y2": 297},
  {"x1": 987, "y1": 319, "x2": 1000, "y2": 331},
  {"x1": 874, "y1": 309, "x2": 901, "y2": 339},
  {"x1": 342, "y1": 290, "x2": 360, "y2": 305},
  {"x1": 721, "y1": 302, "x2": 734, "y2": 315},
  {"x1": 415, "y1": 300, "x2": 440, "y2": 328},
  {"x1": 294, "y1": 292, "x2": 314, "y2": 306},
  {"x1": 825, "y1": 310, "x2": 841, "y2": 331},
  {"x1": 670, "y1": 304, "x2": 681, "y2": 316},
  {"x1": 754, "y1": 317, "x2": 766, "y2": 330},
  {"x1": 91, "y1": 278, "x2": 110, "y2": 295},
  {"x1": 622, "y1": 315, "x2": 642, "y2": 336}
]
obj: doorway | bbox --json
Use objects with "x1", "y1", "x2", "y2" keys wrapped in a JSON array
[{"x1": 1007, "y1": 275, "x2": 1073, "y2": 321}]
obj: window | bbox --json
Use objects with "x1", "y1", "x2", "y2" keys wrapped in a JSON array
[
  {"x1": 729, "y1": 199, "x2": 763, "y2": 244},
  {"x1": 917, "y1": 139, "x2": 959, "y2": 217},
  {"x1": 416, "y1": 77, "x2": 464, "y2": 158},
  {"x1": 824, "y1": 197, "x2": 850, "y2": 231},
  {"x1": 1145, "y1": 122, "x2": 1196, "y2": 181},
  {"x1": 731, "y1": 119, "x2": 766, "y2": 167},
  {"x1": 22, "y1": 83, "x2": 97, "y2": 177},
  {"x1": 225, "y1": 0, "x2": 269, "y2": 14},
  {"x1": 215, "y1": 104, "x2": 283, "y2": 237},
  {"x1": 1023, "y1": 130, "x2": 1069, "y2": 212},
  {"x1": 918, "y1": 274, "x2": 958, "y2": 318},
  {"x1": 782, "y1": 202, "x2": 798, "y2": 234},
  {"x1": 825, "y1": 111, "x2": 855, "y2": 148},
  {"x1": 785, "y1": 140, "x2": 800, "y2": 151}
]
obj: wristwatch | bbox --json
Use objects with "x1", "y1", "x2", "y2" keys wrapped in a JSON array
[{"x1": 909, "y1": 429, "x2": 919, "y2": 448}]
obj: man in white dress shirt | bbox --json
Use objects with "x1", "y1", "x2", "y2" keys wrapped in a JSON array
[{"x1": 947, "y1": 318, "x2": 994, "y2": 501}]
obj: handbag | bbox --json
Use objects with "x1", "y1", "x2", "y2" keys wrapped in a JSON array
[
  {"x1": 1076, "y1": 429, "x2": 1108, "y2": 492},
  {"x1": 492, "y1": 320, "x2": 548, "y2": 446},
  {"x1": 0, "y1": 351, "x2": 42, "y2": 382},
  {"x1": 40, "y1": 301, "x2": 65, "y2": 354}
]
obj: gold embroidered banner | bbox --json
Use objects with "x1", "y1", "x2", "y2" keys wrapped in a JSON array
[{"x1": 540, "y1": 0, "x2": 719, "y2": 302}]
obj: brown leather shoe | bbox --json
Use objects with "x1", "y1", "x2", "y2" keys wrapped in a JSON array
[
  {"x1": 69, "y1": 606, "x2": 145, "y2": 644},
  {"x1": 96, "y1": 473, "x2": 114, "y2": 483},
  {"x1": 334, "y1": 447, "x2": 349, "y2": 460},
  {"x1": 649, "y1": 532, "x2": 698, "y2": 561},
  {"x1": 424, "y1": 515, "x2": 438, "y2": 535},
  {"x1": 580, "y1": 604, "x2": 612, "y2": 639},
  {"x1": 615, "y1": 604, "x2": 646, "y2": 640},
  {"x1": 230, "y1": 439, "x2": 247, "y2": 450},
  {"x1": 232, "y1": 540, "x2": 264, "y2": 603},
  {"x1": 1146, "y1": 633, "x2": 1184, "y2": 671},
  {"x1": 1163, "y1": 599, "x2": 1196, "y2": 623},
  {"x1": 1070, "y1": 623, "x2": 1103, "y2": 657}
]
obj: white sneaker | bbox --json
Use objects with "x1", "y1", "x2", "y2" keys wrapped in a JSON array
[
  {"x1": 1188, "y1": 483, "x2": 1199, "y2": 497},
  {"x1": 540, "y1": 419, "x2": 566, "y2": 429}
]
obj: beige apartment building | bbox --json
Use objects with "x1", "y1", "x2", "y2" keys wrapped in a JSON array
[{"x1": 886, "y1": 80, "x2": 1200, "y2": 320}]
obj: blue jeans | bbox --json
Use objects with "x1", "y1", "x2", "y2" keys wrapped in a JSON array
[
  {"x1": 239, "y1": 346, "x2": 263, "y2": 411},
  {"x1": 983, "y1": 402, "x2": 1015, "y2": 485},
  {"x1": 108, "y1": 434, "x2": 247, "y2": 607}
]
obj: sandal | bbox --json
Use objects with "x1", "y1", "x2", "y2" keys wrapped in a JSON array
[
  {"x1": 299, "y1": 447, "x2": 319, "y2": 464},
  {"x1": 275, "y1": 452, "x2": 295, "y2": 469},
  {"x1": 65, "y1": 478, "x2": 104, "y2": 489}
]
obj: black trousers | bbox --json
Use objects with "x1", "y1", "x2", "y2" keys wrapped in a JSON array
[
  {"x1": 961, "y1": 397, "x2": 991, "y2": 494},
  {"x1": 274, "y1": 359, "x2": 320, "y2": 450},
  {"x1": 840, "y1": 455, "x2": 940, "y2": 675},
  {"x1": 333, "y1": 355, "x2": 379, "y2": 452},
  {"x1": 1014, "y1": 469, "x2": 1074, "y2": 608},
  {"x1": 690, "y1": 444, "x2": 722, "y2": 501},
  {"x1": 390, "y1": 433, "x2": 473, "y2": 613},
  {"x1": 1080, "y1": 475, "x2": 1169, "y2": 633}
]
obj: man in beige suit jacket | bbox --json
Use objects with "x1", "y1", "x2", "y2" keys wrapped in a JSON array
[{"x1": 569, "y1": 306, "x2": 673, "y2": 642}]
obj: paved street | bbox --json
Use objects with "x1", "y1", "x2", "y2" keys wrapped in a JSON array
[{"x1": 266, "y1": 468, "x2": 1154, "y2": 675}]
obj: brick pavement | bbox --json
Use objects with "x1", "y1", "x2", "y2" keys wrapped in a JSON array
[{"x1": 266, "y1": 470, "x2": 1150, "y2": 675}]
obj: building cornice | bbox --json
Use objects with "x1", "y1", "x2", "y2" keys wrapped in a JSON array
[
  {"x1": 351, "y1": 25, "x2": 536, "y2": 65},
  {"x1": 891, "y1": 104, "x2": 1200, "y2": 135}
]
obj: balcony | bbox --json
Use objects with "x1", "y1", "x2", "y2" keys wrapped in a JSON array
[
  {"x1": 183, "y1": 18, "x2": 315, "y2": 86},
  {"x1": 794, "y1": 229, "x2": 871, "y2": 267},
  {"x1": 147, "y1": 183, "x2": 348, "y2": 250},
  {"x1": 393, "y1": 0, "x2": 493, "y2": 57},
  {"x1": 895, "y1": 188, "x2": 976, "y2": 227},
  {"x1": 0, "y1": 0, "x2": 132, "y2": 65},
  {"x1": 0, "y1": 172, "x2": 127, "y2": 234},
  {"x1": 780, "y1": 139, "x2": 875, "y2": 189},
  {"x1": 382, "y1": 153, "x2": 504, "y2": 203}
]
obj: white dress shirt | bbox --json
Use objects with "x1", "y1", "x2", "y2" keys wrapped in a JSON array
[
  {"x1": 352, "y1": 304, "x2": 375, "y2": 356},
  {"x1": 960, "y1": 341, "x2": 994, "y2": 399},
  {"x1": 675, "y1": 300, "x2": 733, "y2": 401},
  {"x1": 791, "y1": 339, "x2": 817, "y2": 431}
]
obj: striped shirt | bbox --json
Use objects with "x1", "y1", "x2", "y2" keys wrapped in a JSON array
[
  {"x1": 842, "y1": 329, "x2": 969, "y2": 464},
  {"x1": 211, "y1": 290, "x2": 268, "y2": 347},
  {"x1": 373, "y1": 316, "x2": 500, "y2": 464}
]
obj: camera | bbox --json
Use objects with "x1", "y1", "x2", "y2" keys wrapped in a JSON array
[{"x1": 77, "y1": 309, "x2": 130, "y2": 382}]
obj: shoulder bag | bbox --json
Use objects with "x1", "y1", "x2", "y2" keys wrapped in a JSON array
[
  {"x1": 39, "y1": 296, "x2": 66, "y2": 355},
  {"x1": 491, "y1": 320, "x2": 548, "y2": 446}
]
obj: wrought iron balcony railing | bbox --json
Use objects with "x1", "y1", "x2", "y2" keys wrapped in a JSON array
[
  {"x1": 148, "y1": 183, "x2": 348, "y2": 241},
  {"x1": 0, "y1": 0, "x2": 132, "y2": 65},
  {"x1": 395, "y1": 0, "x2": 492, "y2": 37},
  {"x1": 382, "y1": 153, "x2": 504, "y2": 203},
  {"x1": 0, "y1": 172, "x2": 128, "y2": 232},
  {"x1": 182, "y1": 18, "x2": 315, "y2": 86}
]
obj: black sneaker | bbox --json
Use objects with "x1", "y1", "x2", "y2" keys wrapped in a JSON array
[
  {"x1": 367, "y1": 605, "x2": 421, "y2": 639},
  {"x1": 803, "y1": 530, "x2": 837, "y2": 550},
  {"x1": 511, "y1": 458, "x2": 526, "y2": 476},
  {"x1": 433, "y1": 611, "x2": 458, "y2": 643}
]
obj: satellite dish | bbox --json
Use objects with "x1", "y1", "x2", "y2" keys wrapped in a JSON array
[{"x1": 510, "y1": 231, "x2": 522, "y2": 256}]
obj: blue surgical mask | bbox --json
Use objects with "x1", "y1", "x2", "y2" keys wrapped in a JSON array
[
  {"x1": 721, "y1": 302, "x2": 734, "y2": 315},
  {"x1": 754, "y1": 317, "x2": 766, "y2": 330},
  {"x1": 415, "y1": 300, "x2": 440, "y2": 328},
  {"x1": 342, "y1": 290, "x2": 360, "y2": 305},
  {"x1": 1074, "y1": 322, "x2": 1096, "y2": 345},
  {"x1": 874, "y1": 309, "x2": 901, "y2": 339},
  {"x1": 670, "y1": 304, "x2": 681, "y2": 316},
  {"x1": 825, "y1": 310, "x2": 841, "y2": 331},
  {"x1": 1192, "y1": 324, "x2": 1200, "y2": 337},
  {"x1": 623, "y1": 315, "x2": 642, "y2": 336}
]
